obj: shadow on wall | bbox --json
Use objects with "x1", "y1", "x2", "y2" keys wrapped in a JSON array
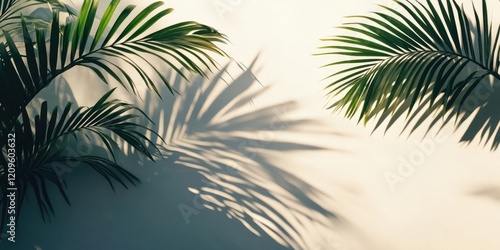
[
  {"x1": 469, "y1": 185, "x2": 500, "y2": 202},
  {"x1": 373, "y1": 72, "x2": 500, "y2": 205},
  {"x1": 447, "y1": 77, "x2": 500, "y2": 149},
  {"x1": 132, "y1": 58, "x2": 341, "y2": 249},
  {"x1": 373, "y1": 69, "x2": 500, "y2": 151},
  {"x1": 9, "y1": 58, "x2": 345, "y2": 250}
]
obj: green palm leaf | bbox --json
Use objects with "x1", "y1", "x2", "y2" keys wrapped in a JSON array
[
  {"x1": 318, "y1": 0, "x2": 500, "y2": 132},
  {"x1": 0, "y1": 0, "x2": 227, "y2": 235},
  {"x1": 1, "y1": 88, "x2": 157, "y2": 223},
  {"x1": 0, "y1": 0, "x2": 226, "y2": 150}
]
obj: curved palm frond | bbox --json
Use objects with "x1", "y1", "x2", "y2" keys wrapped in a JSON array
[
  {"x1": 0, "y1": 88, "x2": 158, "y2": 227},
  {"x1": 0, "y1": 0, "x2": 226, "y2": 149},
  {"x1": 0, "y1": 0, "x2": 228, "y2": 236},
  {"x1": 318, "y1": 0, "x2": 500, "y2": 133}
]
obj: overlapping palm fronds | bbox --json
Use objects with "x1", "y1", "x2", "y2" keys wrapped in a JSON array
[
  {"x1": 1, "y1": 0, "x2": 227, "y2": 147},
  {"x1": 2, "y1": 89, "x2": 158, "y2": 223},
  {"x1": 0, "y1": 0, "x2": 76, "y2": 36},
  {"x1": 318, "y1": 0, "x2": 500, "y2": 134},
  {"x1": 0, "y1": 0, "x2": 227, "y2": 235}
]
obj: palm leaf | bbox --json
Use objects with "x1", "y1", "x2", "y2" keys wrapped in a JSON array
[
  {"x1": 0, "y1": 0, "x2": 227, "y2": 234},
  {"x1": 0, "y1": 0, "x2": 226, "y2": 150},
  {"x1": 0, "y1": 0, "x2": 75, "y2": 37},
  {"x1": 318, "y1": 0, "x2": 500, "y2": 132},
  {"x1": 0, "y1": 88, "x2": 157, "y2": 224}
]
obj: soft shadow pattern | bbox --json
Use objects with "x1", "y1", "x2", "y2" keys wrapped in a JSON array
[
  {"x1": 469, "y1": 185, "x2": 500, "y2": 202},
  {"x1": 375, "y1": 76, "x2": 500, "y2": 151},
  {"x1": 4, "y1": 59, "x2": 345, "y2": 249},
  {"x1": 448, "y1": 78, "x2": 500, "y2": 150},
  {"x1": 131, "y1": 59, "x2": 340, "y2": 249}
]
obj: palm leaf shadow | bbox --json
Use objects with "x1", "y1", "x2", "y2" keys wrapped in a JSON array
[
  {"x1": 435, "y1": 79, "x2": 500, "y2": 150},
  {"x1": 132, "y1": 59, "x2": 342, "y2": 249},
  {"x1": 374, "y1": 65, "x2": 500, "y2": 150}
]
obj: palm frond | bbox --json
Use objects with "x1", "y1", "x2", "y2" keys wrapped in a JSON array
[
  {"x1": 0, "y1": 88, "x2": 155, "y2": 224},
  {"x1": 0, "y1": 0, "x2": 226, "y2": 149},
  {"x1": 0, "y1": 0, "x2": 75, "y2": 36},
  {"x1": 318, "y1": 0, "x2": 500, "y2": 131},
  {"x1": 0, "y1": 0, "x2": 227, "y2": 235}
]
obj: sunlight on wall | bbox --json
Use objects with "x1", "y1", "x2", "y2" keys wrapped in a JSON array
[
  {"x1": 22, "y1": 0, "x2": 500, "y2": 249},
  {"x1": 157, "y1": 0, "x2": 500, "y2": 249}
]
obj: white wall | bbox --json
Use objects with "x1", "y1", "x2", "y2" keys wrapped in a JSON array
[{"x1": 5, "y1": 0, "x2": 500, "y2": 249}]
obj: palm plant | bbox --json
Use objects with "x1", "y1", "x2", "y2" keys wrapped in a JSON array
[
  {"x1": 318, "y1": 0, "x2": 500, "y2": 142},
  {"x1": 0, "y1": 0, "x2": 226, "y2": 235}
]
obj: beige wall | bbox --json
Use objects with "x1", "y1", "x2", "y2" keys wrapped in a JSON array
[{"x1": 15, "y1": 0, "x2": 500, "y2": 249}]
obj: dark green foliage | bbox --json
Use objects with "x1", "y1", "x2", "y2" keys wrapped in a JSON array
[
  {"x1": 0, "y1": 0, "x2": 226, "y2": 235},
  {"x1": 319, "y1": 0, "x2": 500, "y2": 129}
]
